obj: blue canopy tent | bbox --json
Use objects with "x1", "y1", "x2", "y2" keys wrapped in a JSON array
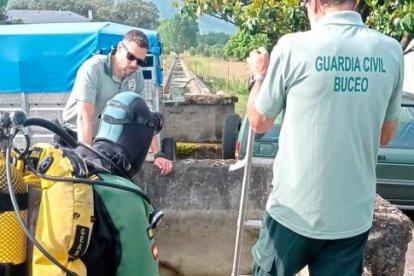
[{"x1": 0, "y1": 22, "x2": 163, "y2": 93}]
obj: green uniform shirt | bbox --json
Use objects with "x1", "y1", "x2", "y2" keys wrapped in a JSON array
[
  {"x1": 256, "y1": 12, "x2": 404, "y2": 239},
  {"x1": 62, "y1": 50, "x2": 144, "y2": 136},
  {"x1": 94, "y1": 173, "x2": 159, "y2": 276}
]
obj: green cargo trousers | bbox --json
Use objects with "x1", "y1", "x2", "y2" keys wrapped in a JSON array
[{"x1": 252, "y1": 212, "x2": 369, "y2": 276}]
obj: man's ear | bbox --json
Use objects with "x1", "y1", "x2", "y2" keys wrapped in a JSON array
[
  {"x1": 353, "y1": 0, "x2": 359, "y2": 10},
  {"x1": 311, "y1": 0, "x2": 319, "y2": 14}
]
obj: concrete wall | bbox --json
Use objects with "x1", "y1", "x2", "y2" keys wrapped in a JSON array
[
  {"x1": 134, "y1": 159, "x2": 413, "y2": 276},
  {"x1": 134, "y1": 159, "x2": 272, "y2": 276},
  {"x1": 164, "y1": 95, "x2": 238, "y2": 143}
]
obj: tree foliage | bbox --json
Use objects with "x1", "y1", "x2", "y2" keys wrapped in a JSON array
[
  {"x1": 198, "y1": 32, "x2": 230, "y2": 46},
  {"x1": 224, "y1": 30, "x2": 272, "y2": 60},
  {"x1": 178, "y1": 0, "x2": 414, "y2": 52},
  {"x1": 158, "y1": 14, "x2": 199, "y2": 53},
  {"x1": 362, "y1": 0, "x2": 414, "y2": 50},
  {"x1": 178, "y1": 0, "x2": 308, "y2": 45},
  {"x1": 108, "y1": 1, "x2": 159, "y2": 29},
  {"x1": 0, "y1": 0, "x2": 7, "y2": 23},
  {"x1": 8, "y1": 0, "x2": 160, "y2": 29},
  {"x1": 188, "y1": 32, "x2": 230, "y2": 58}
]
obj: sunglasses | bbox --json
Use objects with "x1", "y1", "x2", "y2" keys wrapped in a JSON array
[{"x1": 121, "y1": 41, "x2": 146, "y2": 66}]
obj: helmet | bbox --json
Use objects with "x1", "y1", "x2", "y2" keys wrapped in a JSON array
[{"x1": 91, "y1": 91, "x2": 163, "y2": 177}]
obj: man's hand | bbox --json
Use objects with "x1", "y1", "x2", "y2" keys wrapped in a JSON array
[
  {"x1": 150, "y1": 137, "x2": 173, "y2": 175},
  {"x1": 246, "y1": 47, "x2": 270, "y2": 77},
  {"x1": 154, "y1": 157, "x2": 173, "y2": 175},
  {"x1": 246, "y1": 47, "x2": 274, "y2": 133}
]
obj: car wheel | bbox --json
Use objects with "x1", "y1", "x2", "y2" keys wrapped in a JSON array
[
  {"x1": 222, "y1": 113, "x2": 241, "y2": 159},
  {"x1": 162, "y1": 137, "x2": 176, "y2": 161}
]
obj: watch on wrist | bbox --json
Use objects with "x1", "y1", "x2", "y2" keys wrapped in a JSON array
[
  {"x1": 248, "y1": 74, "x2": 265, "y2": 92},
  {"x1": 154, "y1": 151, "x2": 167, "y2": 159}
]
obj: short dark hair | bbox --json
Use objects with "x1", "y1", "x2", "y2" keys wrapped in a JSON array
[
  {"x1": 123, "y1": 29, "x2": 149, "y2": 50},
  {"x1": 319, "y1": 0, "x2": 355, "y2": 5}
]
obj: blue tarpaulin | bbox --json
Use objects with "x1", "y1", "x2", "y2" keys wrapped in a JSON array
[{"x1": 0, "y1": 22, "x2": 162, "y2": 93}]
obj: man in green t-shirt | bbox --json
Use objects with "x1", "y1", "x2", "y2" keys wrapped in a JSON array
[
  {"x1": 246, "y1": 0, "x2": 404, "y2": 275},
  {"x1": 63, "y1": 29, "x2": 172, "y2": 176}
]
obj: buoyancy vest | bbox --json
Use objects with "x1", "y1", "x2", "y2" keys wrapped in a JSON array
[
  {"x1": 81, "y1": 173, "x2": 159, "y2": 276},
  {"x1": 24, "y1": 143, "x2": 94, "y2": 276}
]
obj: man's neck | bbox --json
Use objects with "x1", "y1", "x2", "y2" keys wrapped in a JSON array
[
  {"x1": 111, "y1": 54, "x2": 124, "y2": 81},
  {"x1": 322, "y1": 2, "x2": 355, "y2": 14},
  {"x1": 311, "y1": 2, "x2": 355, "y2": 24}
]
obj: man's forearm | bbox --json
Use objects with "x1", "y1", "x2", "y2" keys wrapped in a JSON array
[
  {"x1": 150, "y1": 135, "x2": 161, "y2": 154},
  {"x1": 247, "y1": 81, "x2": 273, "y2": 133},
  {"x1": 77, "y1": 101, "x2": 95, "y2": 144},
  {"x1": 246, "y1": 47, "x2": 273, "y2": 133},
  {"x1": 77, "y1": 116, "x2": 93, "y2": 144},
  {"x1": 380, "y1": 120, "x2": 398, "y2": 145}
]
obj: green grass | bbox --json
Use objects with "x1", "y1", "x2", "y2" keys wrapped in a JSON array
[
  {"x1": 161, "y1": 54, "x2": 177, "y2": 72},
  {"x1": 182, "y1": 55, "x2": 249, "y2": 117}
]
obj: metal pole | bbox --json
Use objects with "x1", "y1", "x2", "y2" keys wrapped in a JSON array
[
  {"x1": 20, "y1": 92, "x2": 32, "y2": 137},
  {"x1": 231, "y1": 126, "x2": 255, "y2": 276}
]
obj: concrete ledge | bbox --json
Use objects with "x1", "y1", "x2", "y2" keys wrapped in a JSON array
[
  {"x1": 134, "y1": 160, "x2": 271, "y2": 275},
  {"x1": 364, "y1": 196, "x2": 413, "y2": 276},
  {"x1": 181, "y1": 94, "x2": 238, "y2": 105},
  {"x1": 164, "y1": 95, "x2": 237, "y2": 143},
  {"x1": 133, "y1": 160, "x2": 413, "y2": 276},
  {"x1": 135, "y1": 159, "x2": 271, "y2": 212},
  {"x1": 176, "y1": 143, "x2": 222, "y2": 159}
]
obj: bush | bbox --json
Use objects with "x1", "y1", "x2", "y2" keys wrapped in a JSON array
[
  {"x1": 202, "y1": 48, "x2": 211, "y2": 57},
  {"x1": 196, "y1": 44, "x2": 205, "y2": 55},
  {"x1": 210, "y1": 44, "x2": 226, "y2": 59},
  {"x1": 188, "y1": 47, "x2": 196, "y2": 56}
]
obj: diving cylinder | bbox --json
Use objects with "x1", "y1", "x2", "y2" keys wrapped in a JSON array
[{"x1": 0, "y1": 155, "x2": 27, "y2": 276}]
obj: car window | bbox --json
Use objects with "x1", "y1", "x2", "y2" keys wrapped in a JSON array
[{"x1": 386, "y1": 105, "x2": 414, "y2": 149}]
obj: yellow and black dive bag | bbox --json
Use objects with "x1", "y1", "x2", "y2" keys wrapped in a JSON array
[{"x1": 24, "y1": 143, "x2": 94, "y2": 276}]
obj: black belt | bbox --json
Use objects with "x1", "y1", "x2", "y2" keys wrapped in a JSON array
[{"x1": 0, "y1": 193, "x2": 28, "y2": 212}]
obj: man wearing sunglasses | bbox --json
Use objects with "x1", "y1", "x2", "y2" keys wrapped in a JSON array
[
  {"x1": 246, "y1": 0, "x2": 404, "y2": 275},
  {"x1": 63, "y1": 29, "x2": 173, "y2": 176}
]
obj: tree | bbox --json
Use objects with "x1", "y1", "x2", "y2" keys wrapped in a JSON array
[
  {"x1": 179, "y1": 0, "x2": 308, "y2": 46},
  {"x1": 196, "y1": 43, "x2": 205, "y2": 55},
  {"x1": 210, "y1": 44, "x2": 226, "y2": 58},
  {"x1": 198, "y1": 32, "x2": 230, "y2": 46},
  {"x1": 109, "y1": 0, "x2": 159, "y2": 29},
  {"x1": 8, "y1": 0, "x2": 160, "y2": 29},
  {"x1": 158, "y1": 14, "x2": 199, "y2": 53},
  {"x1": 361, "y1": 0, "x2": 414, "y2": 50},
  {"x1": 178, "y1": 0, "x2": 414, "y2": 52},
  {"x1": 224, "y1": 30, "x2": 272, "y2": 60},
  {"x1": 0, "y1": 0, "x2": 7, "y2": 24},
  {"x1": 196, "y1": 32, "x2": 231, "y2": 59}
]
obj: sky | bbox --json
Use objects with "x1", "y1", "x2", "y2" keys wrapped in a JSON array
[{"x1": 152, "y1": 0, "x2": 236, "y2": 34}]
